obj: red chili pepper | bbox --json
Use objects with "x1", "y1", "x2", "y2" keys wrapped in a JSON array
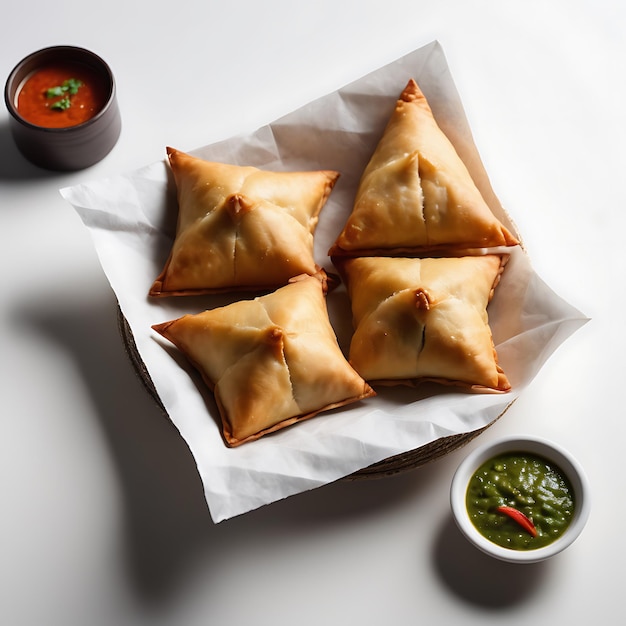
[{"x1": 495, "y1": 506, "x2": 538, "y2": 537}]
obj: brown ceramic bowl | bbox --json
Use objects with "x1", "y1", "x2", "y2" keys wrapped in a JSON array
[{"x1": 4, "y1": 45, "x2": 121, "y2": 170}]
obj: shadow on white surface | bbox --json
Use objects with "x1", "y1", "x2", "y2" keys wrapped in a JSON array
[
  {"x1": 15, "y1": 292, "x2": 212, "y2": 601},
  {"x1": 433, "y1": 514, "x2": 550, "y2": 608},
  {"x1": 0, "y1": 119, "x2": 54, "y2": 180}
]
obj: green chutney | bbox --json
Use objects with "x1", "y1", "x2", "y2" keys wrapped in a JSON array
[{"x1": 466, "y1": 452, "x2": 575, "y2": 550}]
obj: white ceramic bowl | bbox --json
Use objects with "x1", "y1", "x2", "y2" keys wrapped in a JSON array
[{"x1": 450, "y1": 435, "x2": 590, "y2": 563}]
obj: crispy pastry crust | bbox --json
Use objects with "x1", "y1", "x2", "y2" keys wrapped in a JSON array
[
  {"x1": 330, "y1": 79, "x2": 518, "y2": 257},
  {"x1": 152, "y1": 274, "x2": 375, "y2": 446},
  {"x1": 333, "y1": 255, "x2": 510, "y2": 392},
  {"x1": 150, "y1": 148, "x2": 339, "y2": 297}
]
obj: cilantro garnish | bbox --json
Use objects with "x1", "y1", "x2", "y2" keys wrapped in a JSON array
[{"x1": 45, "y1": 78, "x2": 84, "y2": 110}]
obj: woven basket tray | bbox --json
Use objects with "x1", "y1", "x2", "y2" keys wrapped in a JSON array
[{"x1": 117, "y1": 308, "x2": 509, "y2": 479}]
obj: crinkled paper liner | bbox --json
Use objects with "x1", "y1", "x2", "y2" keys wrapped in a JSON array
[{"x1": 61, "y1": 40, "x2": 588, "y2": 522}]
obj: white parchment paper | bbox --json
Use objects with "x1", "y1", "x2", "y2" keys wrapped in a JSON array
[{"x1": 61, "y1": 41, "x2": 588, "y2": 523}]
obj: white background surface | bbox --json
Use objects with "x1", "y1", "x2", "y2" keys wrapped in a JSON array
[{"x1": 1, "y1": 1, "x2": 622, "y2": 624}]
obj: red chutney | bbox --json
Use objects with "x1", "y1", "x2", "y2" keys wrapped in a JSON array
[{"x1": 16, "y1": 62, "x2": 108, "y2": 128}]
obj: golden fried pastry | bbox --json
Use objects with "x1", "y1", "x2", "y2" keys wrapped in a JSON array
[
  {"x1": 152, "y1": 274, "x2": 375, "y2": 446},
  {"x1": 149, "y1": 148, "x2": 339, "y2": 296},
  {"x1": 334, "y1": 255, "x2": 510, "y2": 391},
  {"x1": 330, "y1": 79, "x2": 518, "y2": 256}
]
